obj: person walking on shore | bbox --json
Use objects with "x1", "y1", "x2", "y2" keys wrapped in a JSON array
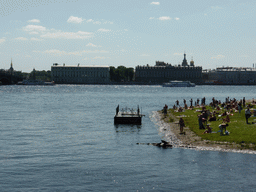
[
  {"x1": 179, "y1": 117, "x2": 185, "y2": 133},
  {"x1": 190, "y1": 98, "x2": 193, "y2": 107},
  {"x1": 176, "y1": 100, "x2": 179, "y2": 107}
]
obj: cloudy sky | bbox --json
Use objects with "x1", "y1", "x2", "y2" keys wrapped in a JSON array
[{"x1": 0, "y1": 0, "x2": 255, "y2": 72}]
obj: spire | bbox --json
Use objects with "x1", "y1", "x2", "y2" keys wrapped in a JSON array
[
  {"x1": 9, "y1": 58, "x2": 14, "y2": 73},
  {"x1": 182, "y1": 52, "x2": 188, "y2": 67}
]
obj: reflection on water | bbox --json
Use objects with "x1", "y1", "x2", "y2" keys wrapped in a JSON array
[{"x1": 114, "y1": 124, "x2": 142, "y2": 133}]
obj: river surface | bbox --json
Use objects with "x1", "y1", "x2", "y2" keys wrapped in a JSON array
[{"x1": 0, "y1": 85, "x2": 255, "y2": 191}]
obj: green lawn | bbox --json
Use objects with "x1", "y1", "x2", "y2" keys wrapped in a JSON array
[{"x1": 169, "y1": 104, "x2": 256, "y2": 149}]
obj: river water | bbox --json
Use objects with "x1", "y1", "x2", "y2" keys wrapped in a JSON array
[{"x1": 0, "y1": 85, "x2": 255, "y2": 191}]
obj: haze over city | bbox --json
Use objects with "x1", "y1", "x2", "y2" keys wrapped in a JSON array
[{"x1": 0, "y1": 0, "x2": 255, "y2": 72}]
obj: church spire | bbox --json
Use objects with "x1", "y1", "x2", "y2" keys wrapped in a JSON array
[
  {"x1": 182, "y1": 52, "x2": 188, "y2": 67},
  {"x1": 9, "y1": 58, "x2": 14, "y2": 73}
]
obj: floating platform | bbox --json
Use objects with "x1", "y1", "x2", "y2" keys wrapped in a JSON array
[{"x1": 114, "y1": 105, "x2": 143, "y2": 125}]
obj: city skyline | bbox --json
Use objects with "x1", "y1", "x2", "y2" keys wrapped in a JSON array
[{"x1": 0, "y1": 0, "x2": 255, "y2": 72}]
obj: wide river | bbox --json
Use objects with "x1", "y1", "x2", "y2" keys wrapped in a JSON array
[{"x1": 1, "y1": 85, "x2": 255, "y2": 191}]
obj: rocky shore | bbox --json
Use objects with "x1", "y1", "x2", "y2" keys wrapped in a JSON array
[{"x1": 153, "y1": 111, "x2": 256, "y2": 154}]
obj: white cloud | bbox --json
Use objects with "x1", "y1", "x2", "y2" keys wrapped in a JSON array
[
  {"x1": 150, "y1": 2, "x2": 160, "y2": 5},
  {"x1": 28, "y1": 19, "x2": 40, "y2": 23},
  {"x1": 31, "y1": 37, "x2": 42, "y2": 41},
  {"x1": 149, "y1": 17, "x2": 155, "y2": 20},
  {"x1": 86, "y1": 43, "x2": 101, "y2": 47},
  {"x1": 174, "y1": 17, "x2": 180, "y2": 20},
  {"x1": 42, "y1": 49, "x2": 109, "y2": 56},
  {"x1": 103, "y1": 21, "x2": 114, "y2": 24},
  {"x1": 211, "y1": 55, "x2": 225, "y2": 59},
  {"x1": 0, "y1": 38, "x2": 6, "y2": 43},
  {"x1": 15, "y1": 37, "x2": 28, "y2": 41},
  {"x1": 158, "y1": 16, "x2": 171, "y2": 20},
  {"x1": 67, "y1": 16, "x2": 84, "y2": 24},
  {"x1": 41, "y1": 31, "x2": 93, "y2": 39},
  {"x1": 86, "y1": 19, "x2": 113, "y2": 25},
  {"x1": 97, "y1": 28, "x2": 111, "y2": 32},
  {"x1": 82, "y1": 50, "x2": 109, "y2": 53},
  {"x1": 86, "y1": 19, "x2": 93, "y2": 23},
  {"x1": 92, "y1": 56, "x2": 109, "y2": 60},
  {"x1": 44, "y1": 49, "x2": 67, "y2": 56},
  {"x1": 29, "y1": 31, "x2": 39, "y2": 35},
  {"x1": 23, "y1": 25, "x2": 46, "y2": 33}
]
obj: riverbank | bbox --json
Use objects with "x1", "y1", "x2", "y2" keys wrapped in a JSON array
[{"x1": 155, "y1": 101, "x2": 256, "y2": 154}]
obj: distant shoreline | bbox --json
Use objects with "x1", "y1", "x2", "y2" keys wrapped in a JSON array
[{"x1": 51, "y1": 82, "x2": 256, "y2": 86}]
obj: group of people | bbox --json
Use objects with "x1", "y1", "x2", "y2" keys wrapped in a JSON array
[{"x1": 175, "y1": 97, "x2": 255, "y2": 135}]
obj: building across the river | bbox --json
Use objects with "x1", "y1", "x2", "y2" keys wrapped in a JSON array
[
  {"x1": 135, "y1": 53, "x2": 202, "y2": 84},
  {"x1": 51, "y1": 63, "x2": 110, "y2": 84},
  {"x1": 204, "y1": 67, "x2": 256, "y2": 85}
]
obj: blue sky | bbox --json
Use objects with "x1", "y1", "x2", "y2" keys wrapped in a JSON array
[{"x1": 0, "y1": 0, "x2": 255, "y2": 72}]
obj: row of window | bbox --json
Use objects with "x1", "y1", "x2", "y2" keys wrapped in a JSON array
[
  {"x1": 137, "y1": 71, "x2": 201, "y2": 78},
  {"x1": 52, "y1": 71, "x2": 109, "y2": 78}
]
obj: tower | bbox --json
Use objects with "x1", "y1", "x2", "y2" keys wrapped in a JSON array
[
  {"x1": 182, "y1": 52, "x2": 188, "y2": 67},
  {"x1": 9, "y1": 58, "x2": 14, "y2": 75}
]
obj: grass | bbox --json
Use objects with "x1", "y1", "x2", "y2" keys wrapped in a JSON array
[{"x1": 169, "y1": 103, "x2": 256, "y2": 147}]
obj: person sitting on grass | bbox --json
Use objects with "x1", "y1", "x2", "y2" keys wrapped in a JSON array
[
  {"x1": 178, "y1": 106, "x2": 183, "y2": 112},
  {"x1": 209, "y1": 114, "x2": 216, "y2": 121},
  {"x1": 221, "y1": 111, "x2": 227, "y2": 117},
  {"x1": 223, "y1": 115, "x2": 230, "y2": 123},
  {"x1": 203, "y1": 124, "x2": 212, "y2": 134}
]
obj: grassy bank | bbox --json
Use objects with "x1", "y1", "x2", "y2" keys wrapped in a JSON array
[{"x1": 166, "y1": 102, "x2": 256, "y2": 150}]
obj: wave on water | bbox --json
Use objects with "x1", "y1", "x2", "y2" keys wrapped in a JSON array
[
  {"x1": 150, "y1": 111, "x2": 256, "y2": 154},
  {"x1": 150, "y1": 111, "x2": 183, "y2": 146}
]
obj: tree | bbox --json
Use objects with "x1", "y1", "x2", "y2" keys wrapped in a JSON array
[{"x1": 109, "y1": 66, "x2": 134, "y2": 82}]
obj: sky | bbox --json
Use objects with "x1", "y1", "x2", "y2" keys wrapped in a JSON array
[{"x1": 0, "y1": 0, "x2": 256, "y2": 72}]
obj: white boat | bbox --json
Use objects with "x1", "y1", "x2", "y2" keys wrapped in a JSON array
[
  {"x1": 17, "y1": 79, "x2": 55, "y2": 86},
  {"x1": 163, "y1": 80, "x2": 195, "y2": 87}
]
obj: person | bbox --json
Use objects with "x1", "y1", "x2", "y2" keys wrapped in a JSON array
[
  {"x1": 245, "y1": 107, "x2": 251, "y2": 124},
  {"x1": 208, "y1": 114, "x2": 216, "y2": 121},
  {"x1": 198, "y1": 114, "x2": 205, "y2": 129},
  {"x1": 203, "y1": 124, "x2": 212, "y2": 134},
  {"x1": 179, "y1": 117, "x2": 185, "y2": 133},
  {"x1": 190, "y1": 98, "x2": 193, "y2": 107},
  {"x1": 224, "y1": 115, "x2": 230, "y2": 123},
  {"x1": 163, "y1": 104, "x2": 168, "y2": 115},
  {"x1": 238, "y1": 101, "x2": 242, "y2": 113},
  {"x1": 253, "y1": 109, "x2": 256, "y2": 117}
]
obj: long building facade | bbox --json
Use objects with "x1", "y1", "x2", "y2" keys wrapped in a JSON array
[
  {"x1": 135, "y1": 54, "x2": 202, "y2": 84},
  {"x1": 205, "y1": 67, "x2": 256, "y2": 85},
  {"x1": 51, "y1": 64, "x2": 110, "y2": 84}
]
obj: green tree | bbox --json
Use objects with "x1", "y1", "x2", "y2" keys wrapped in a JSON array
[{"x1": 109, "y1": 66, "x2": 134, "y2": 82}]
